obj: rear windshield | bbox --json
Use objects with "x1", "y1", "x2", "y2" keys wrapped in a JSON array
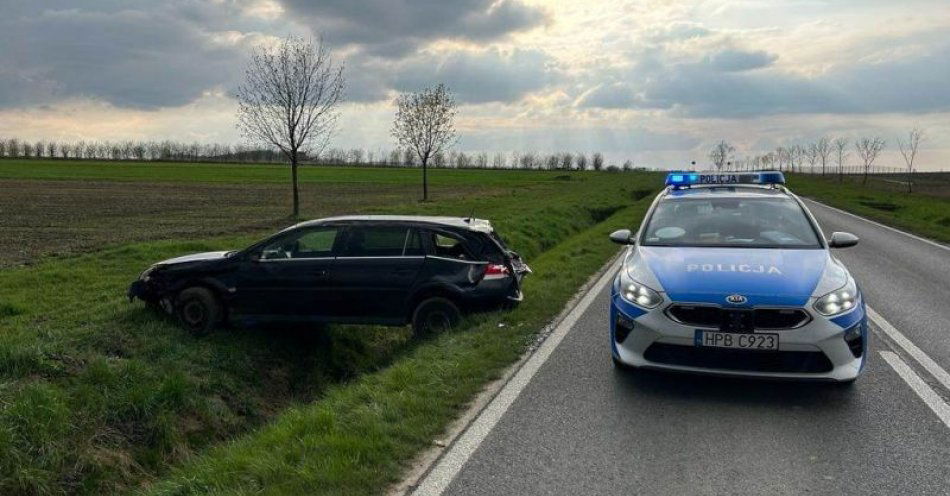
[{"x1": 641, "y1": 197, "x2": 821, "y2": 248}]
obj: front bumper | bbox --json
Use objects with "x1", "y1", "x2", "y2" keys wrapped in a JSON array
[
  {"x1": 609, "y1": 286, "x2": 867, "y2": 382},
  {"x1": 127, "y1": 279, "x2": 153, "y2": 302}
]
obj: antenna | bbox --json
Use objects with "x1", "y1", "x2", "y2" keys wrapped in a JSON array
[{"x1": 464, "y1": 207, "x2": 475, "y2": 223}]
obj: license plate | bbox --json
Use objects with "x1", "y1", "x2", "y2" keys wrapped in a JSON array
[{"x1": 695, "y1": 330, "x2": 779, "y2": 350}]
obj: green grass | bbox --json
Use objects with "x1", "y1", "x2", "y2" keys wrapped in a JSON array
[
  {"x1": 0, "y1": 159, "x2": 642, "y2": 268},
  {"x1": 0, "y1": 159, "x2": 573, "y2": 186},
  {"x1": 0, "y1": 164, "x2": 660, "y2": 495},
  {"x1": 144, "y1": 202, "x2": 650, "y2": 496},
  {"x1": 787, "y1": 174, "x2": 950, "y2": 243}
]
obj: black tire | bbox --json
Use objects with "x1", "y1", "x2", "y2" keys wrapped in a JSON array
[
  {"x1": 144, "y1": 299, "x2": 164, "y2": 313},
  {"x1": 175, "y1": 287, "x2": 222, "y2": 336},
  {"x1": 612, "y1": 355, "x2": 636, "y2": 371},
  {"x1": 411, "y1": 297, "x2": 461, "y2": 337},
  {"x1": 832, "y1": 378, "x2": 858, "y2": 388}
]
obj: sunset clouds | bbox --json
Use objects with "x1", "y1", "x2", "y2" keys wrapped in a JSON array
[{"x1": 1, "y1": 0, "x2": 948, "y2": 169}]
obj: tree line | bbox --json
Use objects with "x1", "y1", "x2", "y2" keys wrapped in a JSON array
[
  {"x1": 707, "y1": 128, "x2": 925, "y2": 192},
  {"x1": 0, "y1": 137, "x2": 641, "y2": 172}
]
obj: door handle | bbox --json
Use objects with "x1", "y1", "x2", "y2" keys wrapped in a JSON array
[{"x1": 311, "y1": 269, "x2": 328, "y2": 277}]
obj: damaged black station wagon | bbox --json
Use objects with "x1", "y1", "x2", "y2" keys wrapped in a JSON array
[{"x1": 128, "y1": 215, "x2": 530, "y2": 335}]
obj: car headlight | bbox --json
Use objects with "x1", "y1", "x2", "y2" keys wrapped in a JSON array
[
  {"x1": 813, "y1": 276, "x2": 858, "y2": 316},
  {"x1": 620, "y1": 278, "x2": 663, "y2": 309},
  {"x1": 140, "y1": 265, "x2": 158, "y2": 282}
]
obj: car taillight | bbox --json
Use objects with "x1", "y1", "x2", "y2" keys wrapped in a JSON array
[{"x1": 484, "y1": 263, "x2": 510, "y2": 280}]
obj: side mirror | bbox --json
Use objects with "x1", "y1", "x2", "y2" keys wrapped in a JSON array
[
  {"x1": 609, "y1": 229, "x2": 635, "y2": 245},
  {"x1": 248, "y1": 251, "x2": 262, "y2": 262},
  {"x1": 828, "y1": 232, "x2": 859, "y2": 249}
]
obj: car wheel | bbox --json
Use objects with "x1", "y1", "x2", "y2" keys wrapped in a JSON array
[
  {"x1": 412, "y1": 297, "x2": 461, "y2": 337},
  {"x1": 612, "y1": 355, "x2": 636, "y2": 371},
  {"x1": 175, "y1": 287, "x2": 222, "y2": 336},
  {"x1": 832, "y1": 378, "x2": 858, "y2": 388}
]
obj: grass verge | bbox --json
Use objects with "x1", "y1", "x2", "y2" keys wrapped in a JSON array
[
  {"x1": 0, "y1": 159, "x2": 582, "y2": 186},
  {"x1": 787, "y1": 174, "x2": 950, "y2": 244},
  {"x1": 0, "y1": 168, "x2": 657, "y2": 494},
  {"x1": 144, "y1": 202, "x2": 650, "y2": 496}
]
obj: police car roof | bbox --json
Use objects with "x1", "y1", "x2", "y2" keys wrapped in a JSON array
[
  {"x1": 663, "y1": 185, "x2": 791, "y2": 199},
  {"x1": 294, "y1": 215, "x2": 494, "y2": 232}
]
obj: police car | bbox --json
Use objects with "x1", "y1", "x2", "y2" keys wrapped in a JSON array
[{"x1": 608, "y1": 171, "x2": 867, "y2": 383}]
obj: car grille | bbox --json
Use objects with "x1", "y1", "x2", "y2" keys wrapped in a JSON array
[
  {"x1": 667, "y1": 305, "x2": 810, "y2": 330},
  {"x1": 643, "y1": 343, "x2": 834, "y2": 374}
]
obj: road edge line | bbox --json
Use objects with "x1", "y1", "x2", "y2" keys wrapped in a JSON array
[
  {"x1": 879, "y1": 351, "x2": 950, "y2": 429},
  {"x1": 405, "y1": 253, "x2": 623, "y2": 496},
  {"x1": 866, "y1": 305, "x2": 950, "y2": 393},
  {"x1": 802, "y1": 198, "x2": 949, "y2": 252},
  {"x1": 387, "y1": 250, "x2": 624, "y2": 496}
]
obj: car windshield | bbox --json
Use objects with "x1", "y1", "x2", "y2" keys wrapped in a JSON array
[{"x1": 641, "y1": 196, "x2": 821, "y2": 248}]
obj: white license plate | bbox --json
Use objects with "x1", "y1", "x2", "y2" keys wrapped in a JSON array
[{"x1": 695, "y1": 330, "x2": 779, "y2": 350}]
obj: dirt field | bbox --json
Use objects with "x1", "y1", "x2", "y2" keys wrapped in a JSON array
[{"x1": 0, "y1": 179, "x2": 484, "y2": 268}]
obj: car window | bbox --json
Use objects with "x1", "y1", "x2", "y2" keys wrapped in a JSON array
[
  {"x1": 429, "y1": 231, "x2": 470, "y2": 260},
  {"x1": 404, "y1": 229, "x2": 425, "y2": 256},
  {"x1": 342, "y1": 226, "x2": 410, "y2": 257},
  {"x1": 261, "y1": 227, "x2": 339, "y2": 259},
  {"x1": 641, "y1": 197, "x2": 821, "y2": 248}
]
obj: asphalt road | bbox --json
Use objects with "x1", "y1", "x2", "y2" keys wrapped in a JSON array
[{"x1": 414, "y1": 200, "x2": 950, "y2": 496}]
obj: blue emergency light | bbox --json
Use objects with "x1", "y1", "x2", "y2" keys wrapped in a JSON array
[{"x1": 665, "y1": 170, "x2": 785, "y2": 188}]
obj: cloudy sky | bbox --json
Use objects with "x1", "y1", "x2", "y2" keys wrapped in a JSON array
[{"x1": 1, "y1": 0, "x2": 948, "y2": 170}]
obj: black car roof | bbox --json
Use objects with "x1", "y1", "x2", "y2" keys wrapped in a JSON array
[{"x1": 291, "y1": 215, "x2": 495, "y2": 233}]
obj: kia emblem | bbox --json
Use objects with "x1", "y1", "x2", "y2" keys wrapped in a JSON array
[{"x1": 726, "y1": 294, "x2": 748, "y2": 305}]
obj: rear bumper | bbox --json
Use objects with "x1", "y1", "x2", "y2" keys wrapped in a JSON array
[{"x1": 609, "y1": 288, "x2": 867, "y2": 383}]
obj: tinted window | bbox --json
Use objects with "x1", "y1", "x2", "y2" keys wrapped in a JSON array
[
  {"x1": 342, "y1": 226, "x2": 410, "y2": 257},
  {"x1": 642, "y1": 197, "x2": 821, "y2": 248},
  {"x1": 261, "y1": 227, "x2": 339, "y2": 259},
  {"x1": 428, "y1": 231, "x2": 470, "y2": 260},
  {"x1": 404, "y1": 229, "x2": 424, "y2": 256}
]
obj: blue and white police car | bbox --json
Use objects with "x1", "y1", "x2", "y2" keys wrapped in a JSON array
[{"x1": 609, "y1": 171, "x2": 867, "y2": 383}]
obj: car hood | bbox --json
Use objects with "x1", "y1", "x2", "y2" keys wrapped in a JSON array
[
  {"x1": 156, "y1": 251, "x2": 232, "y2": 266},
  {"x1": 639, "y1": 246, "x2": 827, "y2": 307}
]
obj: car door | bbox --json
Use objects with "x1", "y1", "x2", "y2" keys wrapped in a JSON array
[
  {"x1": 231, "y1": 226, "x2": 341, "y2": 320},
  {"x1": 332, "y1": 224, "x2": 426, "y2": 323}
]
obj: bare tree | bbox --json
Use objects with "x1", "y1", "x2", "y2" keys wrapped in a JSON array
[
  {"x1": 592, "y1": 152, "x2": 604, "y2": 171},
  {"x1": 520, "y1": 151, "x2": 538, "y2": 169},
  {"x1": 897, "y1": 127, "x2": 924, "y2": 193},
  {"x1": 475, "y1": 151, "x2": 489, "y2": 169},
  {"x1": 575, "y1": 153, "x2": 588, "y2": 170},
  {"x1": 777, "y1": 146, "x2": 789, "y2": 172},
  {"x1": 813, "y1": 136, "x2": 832, "y2": 176},
  {"x1": 708, "y1": 140, "x2": 735, "y2": 171},
  {"x1": 804, "y1": 143, "x2": 820, "y2": 173},
  {"x1": 492, "y1": 152, "x2": 506, "y2": 169},
  {"x1": 236, "y1": 35, "x2": 345, "y2": 217},
  {"x1": 833, "y1": 137, "x2": 849, "y2": 183},
  {"x1": 560, "y1": 152, "x2": 573, "y2": 170},
  {"x1": 392, "y1": 83, "x2": 458, "y2": 201},
  {"x1": 854, "y1": 136, "x2": 885, "y2": 185},
  {"x1": 790, "y1": 144, "x2": 805, "y2": 173}
]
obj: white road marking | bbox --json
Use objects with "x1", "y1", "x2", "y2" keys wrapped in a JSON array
[
  {"x1": 410, "y1": 257, "x2": 623, "y2": 496},
  {"x1": 866, "y1": 306, "x2": 950, "y2": 393},
  {"x1": 880, "y1": 351, "x2": 950, "y2": 429},
  {"x1": 803, "y1": 198, "x2": 950, "y2": 252}
]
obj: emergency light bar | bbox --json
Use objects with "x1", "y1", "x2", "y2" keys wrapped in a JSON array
[{"x1": 665, "y1": 171, "x2": 785, "y2": 188}]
